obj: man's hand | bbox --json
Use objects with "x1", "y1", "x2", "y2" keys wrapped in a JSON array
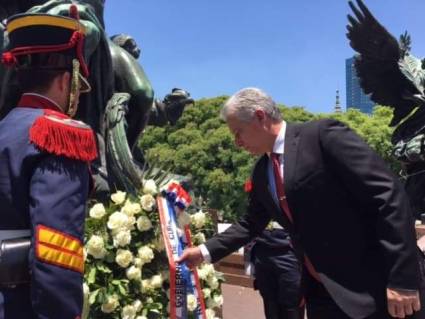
[
  {"x1": 387, "y1": 288, "x2": 421, "y2": 318},
  {"x1": 176, "y1": 247, "x2": 204, "y2": 268},
  {"x1": 417, "y1": 235, "x2": 425, "y2": 253}
]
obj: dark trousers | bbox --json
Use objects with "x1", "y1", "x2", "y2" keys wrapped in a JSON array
[
  {"x1": 253, "y1": 248, "x2": 303, "y2": 319},
  {"x1": 304, "y1": 270, "x2": 425, "y2": 319}
]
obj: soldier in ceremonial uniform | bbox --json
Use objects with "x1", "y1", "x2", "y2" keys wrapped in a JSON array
[{"x1": 0, "y1": 9, "x2": 97, "y2": 319}]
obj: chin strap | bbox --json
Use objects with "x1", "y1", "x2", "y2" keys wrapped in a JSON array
[{"x1": 67, "y1": 59, "x2": 80, "y2": 117}]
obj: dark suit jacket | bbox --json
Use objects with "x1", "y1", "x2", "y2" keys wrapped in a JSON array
[{"x1": 205, "y1": 119, "x2": 420, "y2": 318}]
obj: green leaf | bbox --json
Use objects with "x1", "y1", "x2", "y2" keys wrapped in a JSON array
[
  {"x1": 97, "y1": 289, "x2": 107, "y2": 304},
  {"x1": 89, "y1": 289, "x2": 100, "y2": 305},
  {"x1": 96, "y1": 264, "x2": 112, "y2": 273},
  {"x1": 117, "y1": 283, "x2": 127, "y2": 295},
  {"x1": 87, "y1": 267, "x2": 97, "y2": 284}
]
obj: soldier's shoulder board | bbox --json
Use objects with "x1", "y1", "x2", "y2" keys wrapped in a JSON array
[{"x1": 29, "y1": 110, "x2": 98, "y2": 162}]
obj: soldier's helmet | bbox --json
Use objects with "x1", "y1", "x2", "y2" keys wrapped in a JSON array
[{"x1": 1, "y1": 7, "x2": 91, "y2": 95}]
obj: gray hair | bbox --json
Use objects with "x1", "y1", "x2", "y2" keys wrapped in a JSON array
[{"x1": 220, "y1": 87, "x2": 282, "y2": 122}]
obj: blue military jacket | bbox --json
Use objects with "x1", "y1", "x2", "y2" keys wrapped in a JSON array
[{"x1": 0, "y1": 94, "x2": 96, "y2": 319}]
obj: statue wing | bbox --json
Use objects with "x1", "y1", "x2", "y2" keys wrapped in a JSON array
[{"x1": 346, "y1": 0, "x2": 424, "y2": 126}]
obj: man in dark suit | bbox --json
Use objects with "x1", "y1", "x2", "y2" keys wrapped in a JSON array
[
  {"x1": 178, "y1": 87, "x2": 425, "y2": 319},
  {"x1": 248, "y1": 225, "x2": 302, "y2": 319}
]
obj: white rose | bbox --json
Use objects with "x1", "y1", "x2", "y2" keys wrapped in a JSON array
[
  {"x1": 206, "y1": 308, "x2": 216, "y2": 319},
  {"x1": 101, "y1": 295, "x2": 119, "y2": 313},
  {"x1": 88, "y1": 247, "x2": 106, "y2": 260},
  {"x1": 113, "y1": 229, "x2": 131, "y2": 247},
  {"x1": 136, "y1": 215, "x2": 152, "y2": 232},
  {"x1": 111, "y1": 190, "x2": 126, "y2": 205},
  {"x1": 86, "y1": 235, "x2": 106, "y2": 259},
  {"x1": 193, "y1": 232, "x2": 206, "y2": 244},
  {"x1": 207, "y1": 294, "x2": 223, "y2": 309},
  {"x1": 121, "y1": 304, "x2": 137, "y2": 319},
  {"x1": 203, "y1": 264, "x2": 215, "y2": 277},
  {"x1": 132, "y1": 300, "x2": 143, "y2": 312},
  {"x1": 177, "y1": 211, "x2": 191, "y2": 228},
  {"x1": 126, "y1": 216, "x2": 136, "y2": 230},
  {"x1": 115, "y1": 249, "x2": 133, "y2": 268},
  {"x1": 197, "y1": 267, "x2": 207, "y2": 281},
  {"x1": 150, "y1": 274, "x2": 163, "y2": 289},
  {"x1": 133, "y1": 257, "x2": 143, "y2": 268},
  {"x1": 207, "y1": 276, "x2": 219, "y2": 290},
  {"x1": 86, "y1": 235, "x2": 104, "y2": 251},
  {"x1": 126, "y1": 265, "x2": 142, "y2": 281},
  {"x1": 141, "y1": 279, "x2": 152, "y2": 293},
  {"x1": 139, "y1": 194, "x2": 156, "y2": 212},
  {"x1": 107, "y1": 211, "x2": 129, "y2": 230},
  {"x1": 122, "y1": 200, "x2": 142, "y2": 216},
  {"x1": 187, "y1": 294, "x2": 198, "y2": 312},
  {"x1": 142, "y1": 179, "x2": 157, "y2": 195},
  {"x1": 191, "y1": 210, "x2": 206, "y2": 229},
  {"x1": 138, "y1": 246, "x2": 154, "y2": 264},
  {"x1": 213, "y1": 294, "x2": 223, "y2": 307},
  {"x1": 202, "y1": 288, "x2": 211, "y2": 299},
  {"x1": 89, "y1": 203, "x2": 106, "y2": 219},
  {"x1": 153, "y1": 236, "x2": 165, "y2": 251},
  {"x1": 198, "y1": 264, "x2": 214, "y2": 280}
]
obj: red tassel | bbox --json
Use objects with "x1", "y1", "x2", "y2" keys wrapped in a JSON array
[
  {"x1": 1, "y1": 52, "x2": 17, "y2": 67},
  {"x1": 29, "y1": 115, "x2": 98, "y2": 162}
]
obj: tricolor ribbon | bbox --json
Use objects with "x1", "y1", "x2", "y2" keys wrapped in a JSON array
[
  {"x1": 167, "y1": 182, "x2": 192, "y2": 210},
  {"x1": 157, "y1": 183, "x2": 206, "y2": 319}
]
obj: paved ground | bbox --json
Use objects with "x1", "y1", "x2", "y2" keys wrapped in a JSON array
[
  {"x1": 221, "y1": 283, "x2": 264, "y2": 319},
  {"x1": 221, "y1": 283, "x2": 308, "y2": 319}
]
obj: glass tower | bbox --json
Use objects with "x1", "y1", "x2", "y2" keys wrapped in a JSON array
[{"x1": 345, "y1": 57, "x2": 375, "y2": 113}]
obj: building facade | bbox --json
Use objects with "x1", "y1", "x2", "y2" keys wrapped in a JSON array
[{"x1": 345, "y1": 57, "x2": 375, "y2": 113}]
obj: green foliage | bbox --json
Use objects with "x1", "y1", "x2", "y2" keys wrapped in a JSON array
[
  {"x1": 140, "y1": 97, "x2": 254, "y2": 221},
  {"x1": 280, "y1": 105, "x2": 315, "y2": 123}
]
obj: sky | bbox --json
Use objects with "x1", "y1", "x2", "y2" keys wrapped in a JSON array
[{"x1": 104, "y1": 0, "x2": 425, "y2": 114}]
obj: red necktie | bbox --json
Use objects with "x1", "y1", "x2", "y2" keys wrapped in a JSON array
[
  {"x1": 271, "y1": 153, "x2": 321, "y2": 282},
  {"x1": 271, "y1": 153, "x2": 293, "y2": 223}
]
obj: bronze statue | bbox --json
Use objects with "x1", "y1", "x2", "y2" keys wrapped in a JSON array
[
  {"x1": 0, "y1": 0, "x2": 194, "y2": 196},
  {"x1": 347, "y1": 0, "x2": 425, "y2": 219}
]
